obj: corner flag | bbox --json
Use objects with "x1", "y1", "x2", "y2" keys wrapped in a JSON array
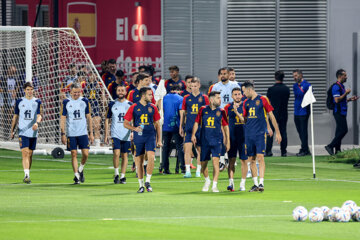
[{"x1": 301, "y1": 86, "x2": 316, "y2": 108}]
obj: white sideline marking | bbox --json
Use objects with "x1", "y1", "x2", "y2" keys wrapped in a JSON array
[
  {"x1": 0, "y1": 155, "x2": 110, "y2": 166},
  {"x1": 0, "y1": 178, "x2": 360, "y2": 186},
  {"x1": 0, "y1": 214, "x2": 290, "y2": 224}
]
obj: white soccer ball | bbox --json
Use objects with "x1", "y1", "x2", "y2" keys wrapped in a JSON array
[
  {"x1": 309, "y1": 207, "x2": 324, "y2": 222},
  {"x1": 320, "y1": 206, "x2": 330, "y2": 221},
  {"x1": 328, "y1": 207, "x2": 341, "y2": 222},
  {"x1": 352, "y1": 207, "x2": 360, "y2": 221},
  {"x1": 342, "y1": 200, "x2": 357, "y2": 209},
  {"x1": 336, "y1": 209, "x2": 351, "y2": 222},
  {"x1": 292, "y1": 206, "x2": 308, "y2": 221}
]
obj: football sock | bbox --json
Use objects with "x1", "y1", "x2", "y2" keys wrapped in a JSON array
[
  {"x1": 75, "y1": 172, "x2": 80, "y2": 180},
  {"x1": 144, "y1": 160, "x2": 148, "y2": 166},
  {"x1": 240, "y1": 178, "x2": 246, "y2": 188},
  {"x1": 120, "y1": 173, "x2": 125, "y2": 179},
  {"x1": 253, "y1": 177, "x2": 259, "y2": 186},
  {"x1": 79, "y1": 164, "x2": 85, "y2": 173},
  {"x1": 212, "y1": 181, "x2": 217, "y2": 188},
  {"x1": 196, "y1": 165, "x2": 201, "y2": 172},
  {"x1": 185, "y1": 164, "x2": 190, "y2": 173},
  {"x1": 145, "y1": 174, "x2": 152, "y2": 183},
  {"x1": 138, "y1": 178, "x2": 144, "y2": 187},
  {"x1": 220, "y1": 156, "x2": 225, "y2": 164},
  {"x1": 229, "y1": 178, "x2": 234, "y2": 186},
  {"x1": 114, "y1": 168, "x2": 119, "y2": 176},
  {"x1": 94, "y1": 139, "x2": 101, "y2": 147},
  {"x1": 259, "y1": 178, "x2": 264, "y2": 185},
  {"x1": 24, "y1": 169, "x2": 30, "y2": 177},
  {"x1": 205, "y1": 176, "x2": 211, "y2": 183}
]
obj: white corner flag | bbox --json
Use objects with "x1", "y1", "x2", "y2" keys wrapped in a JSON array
[
  {"x1": 154, "y1": 79, "x2": 167, "y2": 165},
  {"x1": 301, "y1": 86, "x2": 317, "y2": 179}
]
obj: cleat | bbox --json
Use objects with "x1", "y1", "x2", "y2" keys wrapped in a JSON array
[
  {"x1": 325, "y1": 145, "x2": 334, "y2": 156},
  {"x1": 219, "y1": 162, "x2": 226, "y2": 172},
  {"x1": 114, "y1": 175, "x2": 120, "y2": 184},
  {"x1": 145, "y1": 182, "x2": 152, "y2": 192},
  {"x1": 195, "y1": 172, "x2": 201, "y2": 177},
  {"x1": 137, "y1": 186, "x2": 145, "y2": 193},
  {"x1": 73, "y1": 176, "x2": 80, "y2": 185},
  {"x1": 190, "y1": 163, "x2": 196, "y2": 169},
  {"x1": 227, "y1": 185, "x2": 234, "y2": 192},
  {"x1": 239, "y1": 186, "x2": 246, "y2": 192},
  {"x1": 353, "y1": 161, "x2": 360, "y2": 168},
  {"x1": 23, "y1": 176, "x2": 31, "y2": 184},
  {"x1": 249, "y1": 185, "x2": 259, "y2": 192},
  {"x1": 120, "y1": 177, "x2": 126, "y2": 184},
  {"x1": 162, "y1": 170, "x2": 171, "y2": 175},
  {"x1": 184, "y1": 172, "x2": 192, "y2": 178},
  {"x1": 258, "y1": 184, "x2": 264, "y2": 192},
  {"x1": 212, "y1": 186, "x2": 219, "y2": 192},
  {"x1": 79, "y1": 171, "x2": 85, "y2": 183},
  {"x1": 202, "y1": 181, "x2": 211, "y2": 192}
]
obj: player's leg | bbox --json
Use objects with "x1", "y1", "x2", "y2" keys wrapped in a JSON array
[
  {"x1": 119, "y1": 141, "x2": 130, "y2": 184},
  {"x1": 195, "y1": 141, "x2": 202, "y2": 177},
  {"x1": 71, "y1": 149, "x2": 80, "y2": 184},
  {"x1": 246, "y1": 136, "x2": 259, "y2": 192},
  {"x1": 183, "y1": 142, "x2": 193, "y2": 177},
  {"x1": 200, "y1": 145, "x2": 211, "y2": 192},
  {"x1": 239, "y1": 141, "x2": 248, "y2": 191},
  {"x1": 255, "y1": 133, "x2": 266, "y2": 192},
  {"x1": 145, "y1": 151, "x2": 155, "y2": 192},
  {"x1": 227, "y1": 157, "x2": 236, "y2": 191},
  {"x1": 113, "y1": 149, "x2": 120, "y2": 183},
  {"x1": 135, "y1": 153, "x2": 145, "y2": 192},
  {"x1": 21, "y1": 147, "x2": 31, "y2": 183},
  {"x1": 212, "y1": 156, "x2": 220, "y2": 192}
]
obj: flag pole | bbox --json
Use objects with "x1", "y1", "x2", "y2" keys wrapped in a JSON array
[{"x1": 310, "y1": 102, "x2": 316, "y2": 179}]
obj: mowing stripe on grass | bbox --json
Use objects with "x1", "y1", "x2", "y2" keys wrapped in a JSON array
[{"x1": 0, "y1": 214, "x2": 290, "y2": 224}]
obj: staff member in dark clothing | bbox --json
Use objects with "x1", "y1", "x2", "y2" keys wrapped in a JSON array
[
  {"x1": 266, "y1": 70, "x2": 290, "y2": 157},
  {"x1": 325, "y1": 69, "x2": 358, "y2": 155},
  {"x1": 293, "y1": 69, "x2": 311, "y2": 156}
]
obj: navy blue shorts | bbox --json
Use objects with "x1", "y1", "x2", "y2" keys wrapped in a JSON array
[
  {"x1": 134, "y1": 135, "x2": 156, "y2": 157},
  {"x1": 184, "y1": 129, "x2": 200, "y2": 146},
  {"x1": 89, "y1": 100, "x2": 100, "y2": 117},
  {"x1": 200, "y1": 143, "x2": 222, "y2": 162},
  {"x1": 112, "y1": 138, "x2": 131, "y2": 153},
  {"x1": 19, "y1": 136, "x2": 37, "y2": 150},
  {"x1": 67, "y1": 135, "x2": 90, "y2": 151},
  {"x1": 245, "y1": 134, "x2": 266, "y2": 157},
  {"x1": 228, "y1": 138, "x2": 247, "y2": 160}
]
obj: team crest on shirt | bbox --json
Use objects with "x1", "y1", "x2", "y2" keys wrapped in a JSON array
[
  {"x1": 169, "y1": 83, "x2": 173, "y2": 86},
  {"x1": 148, "y1": 107, "x2": 153, "y2": 113},
  {"x1": 137, "y1": 109, "x2": 141, "y2": 111},
  {"x1": 189, "y1": 99, "x2": 192, "y2": 101},
  {"x1": 136, "y1": 95, "x2": 139, "y2": 98},
  {"x1": 216, "y1": 111, "x2": 221, "y2": 117},
  {"x1": 198, "y1": 97, "x2": 203, "y2": 103},
  {"x1": 256, "y1": 100, "x2": 260, "y2": 106},
  {"x1": 205, "y1": 112, "x2": 208, "y2": 114}
]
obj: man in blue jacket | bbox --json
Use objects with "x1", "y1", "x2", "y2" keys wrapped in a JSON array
[
  {"x1": 161, "y1": 85, "x2": 185, "y2": 174},
  {"x1": 293, "y1": 69, "x2": 311, "y2": 156}
]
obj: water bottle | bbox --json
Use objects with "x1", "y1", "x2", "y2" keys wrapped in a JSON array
[{"x1": 138, "y1": 124, "x2": 144, "y2": 136}]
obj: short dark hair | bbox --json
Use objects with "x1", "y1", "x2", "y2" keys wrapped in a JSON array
[
  {"x1": 139, "y1": 87, "x2": 152, "y2": 98},
  {"x1": 138, "y1": 65, "x2": 147, "y2": 71},
  {"x1": 116, "y1": 84, "x2": 126, "y2": 91},
  {"x1": 170, "y1": 85, "x2": 181, "y2": 92},
  {"x1": 293, "y1": 69, "x2": 303, "y2": 75},
  {"x1": 191, "y1": 77, "x2": 200, "y2": 83},
  {"x1": 168, "y1": 65, "x2": 179, "y2": 72},
  {"x1": 227, "y1": 67, "x2": 234, "y2": 72},
  {"x1": 131, "y1": 71, "x2": 139, "y2": 77},
  {"x1": 275, "y1": 70, "x2": 285, "y2": 81},
  {"x1": 135, "y1": 73, "x2": 149, "y2": 84},
  {"x1": 218, "y1": 67, "x2": 228, "y2": 75},
  {"x1": 242, "y1": 80, "x2": 254, "y2": 89},
  {"x1": 108, "y1": 59, "x2": 116, "y2": 65},
  {"x1": 185, "y1": 75, "x2": 193, "y2": 81},
  {"x1": 209, "y1": 91, "x2": 220, "y2": 98},
  {"x1": 336, "y1": 69, "x2": 346, "y2": 78},
  {"x1": 232, "y1": 87, "x2": 241, "y2": 94},
  {"x1": 115, "y1": 70, "x2": 124, "y2": 78},
  {"x1": 23, "y1": 82, "x2": 34, "y2": 89},
  {"x1": 70, "y1": 82, "x2": 82, "y2": 90}
]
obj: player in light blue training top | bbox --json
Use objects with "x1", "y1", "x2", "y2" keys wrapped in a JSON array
[
  {"x1": 10, "y1": 82, "x2": 42, "y2": 184},
  {"x1": 60, "y1": 82, "x2": 94, "y2": 184},
  {"x1": 105, "y1": 85, "x2": 133, "y2": 184}
]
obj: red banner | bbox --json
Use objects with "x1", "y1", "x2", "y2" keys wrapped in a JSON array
[{"x1": 58, "y1": 0, "x2": 161, "y2": 74}]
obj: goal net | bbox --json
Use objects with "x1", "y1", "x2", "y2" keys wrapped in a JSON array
[{"x1": 0, "y1": 27, "x2": 113, "y2": 152}]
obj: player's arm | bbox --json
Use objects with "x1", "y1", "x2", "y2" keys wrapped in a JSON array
[
  {"x1": 32, "y1": 100, "x2": 43, "y2": 131},
  {"x1": 268, "y1": 111, "x2": 281, "y2": 143},
  {"x1": 266, "y1": 115, "x2": 273, "y2": 137},
  {"x1": 154, "y1": 120, "x2": 162, "y2": 147},
  {"x1": 86, "y1": 113, "x2": 94, "y2": 144},
  {"x1": 60, "y1": 115, "x2": 67, "y2": 144},
  {"x1": 104, "y1": 118, "x2": 110, "y2": 144},
  {"x1": 221, "y1": 110, "x2": 230, "y2": 152},
  {"x1": 192, "y1": 106, "x2": 203, "y2": 145},
  {"x1": 179, "y1": 110, "x2": 185, "y2": 137},
  {"x1": 124, "y1": 104, "x2": 142, "y2": 132},
  {"x1": 10, "y1": 114, "x2": 19, "y2": 140}
]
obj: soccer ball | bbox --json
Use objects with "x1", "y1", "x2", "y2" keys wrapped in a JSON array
[
  {"x1": 292, "y1": 206, "x2": 308, "y2": 221},
  {"x1": 309, "y1": 207, "x2": 324, "y2": 222},
  {"x1": 342, "y1": 200, "x2": 357, "y2": 209},
  {"x1": 328, "y1": 207, "x2": 341, "y2": 222},
  {"x1": 352, "y1": 207, "x2": 360, "y2": 221},
  {"x1": 336, "y1": 209, "x2": 351, "y2": 222},
  {"x1": 320, "y1": 206, "x2": 330, "y2": 221}
]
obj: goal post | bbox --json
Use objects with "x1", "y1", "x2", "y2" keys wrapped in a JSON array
[{"x1": 0, "y1": 26, "x2": 113, "y2": 153}]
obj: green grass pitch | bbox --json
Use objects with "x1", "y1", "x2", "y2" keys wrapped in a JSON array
[{"x1": 0, "y1": 148, "x2": 359, "y2": 240}]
